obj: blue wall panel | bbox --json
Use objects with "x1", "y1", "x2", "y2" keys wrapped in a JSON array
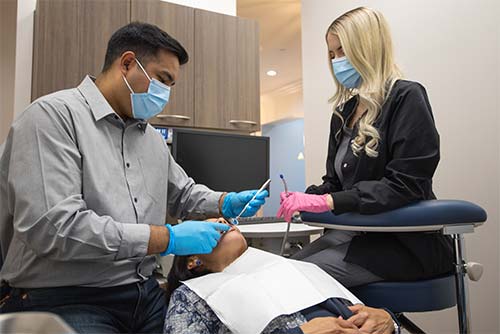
[{"x1": 262, "y1": 119, "x2": 305, "y2": 216}]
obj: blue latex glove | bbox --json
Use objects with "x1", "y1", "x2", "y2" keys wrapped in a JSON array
[
  {"x1": 161, "y1": 221, "x2": 230, "y2": 256},
  {"x1": 221, "y1": 189, "x2": 269, "y2": 218}
]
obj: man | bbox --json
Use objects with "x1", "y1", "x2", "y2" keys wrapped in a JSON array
[{"x1": 0, "y1": 22, "x2": 267, "y2": 333}]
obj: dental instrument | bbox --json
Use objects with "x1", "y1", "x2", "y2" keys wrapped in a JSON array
[
  {"x1": 280, "y1": 174, "x2": 294, "y2": 256},
  {"x1": 232, "y1": 178, "x2": 271, "y2": 225},
  {"x1": 280, "y1": 173, "x2": 289, "y2": 194}
]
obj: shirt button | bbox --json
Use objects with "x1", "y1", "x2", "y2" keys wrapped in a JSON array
[
  {"x1": 126, "y1": 162, "x2": 130, "y2": 168},
  {"x1": 343, "y1": 163, "x2": 348, "y2": 168},
  {"x1": 134, "y1": 198, "x2": 138, "y2": 203}
]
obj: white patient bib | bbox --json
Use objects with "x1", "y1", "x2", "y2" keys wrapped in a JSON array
[{"x1": 183, "y1": 247, "x2": 362, "y2": 334}]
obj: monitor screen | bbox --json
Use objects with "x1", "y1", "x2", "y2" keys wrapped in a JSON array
[{"x1": 170, "y1": 129, "x2": 269, "y2": 193}]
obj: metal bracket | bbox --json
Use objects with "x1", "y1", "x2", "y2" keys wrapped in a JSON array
[{"x1": 442, "y1": 224, "x2": 475, "y2": 235}]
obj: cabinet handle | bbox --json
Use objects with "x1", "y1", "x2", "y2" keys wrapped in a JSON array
[
  {"x1": 156, "y1": 114, "x2": 191, "y2": 120},
  {"x1": 229, "y1": 120, "x2": 258, "y2": 126}
]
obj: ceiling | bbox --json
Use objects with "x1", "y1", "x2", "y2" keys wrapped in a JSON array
[{"x1": 237, "y1": 0, "x2": 302, "y2": 95}]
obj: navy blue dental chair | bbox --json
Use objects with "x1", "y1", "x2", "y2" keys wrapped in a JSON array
[{"x1": 301, "y1": 200, "x2": 487, "y2": 334}]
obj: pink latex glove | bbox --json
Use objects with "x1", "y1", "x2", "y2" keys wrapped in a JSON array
[{"x1": 276, "y1": 191, "x2": 331, "y2": 222}]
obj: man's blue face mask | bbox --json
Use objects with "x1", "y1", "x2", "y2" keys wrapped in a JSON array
[
  {"x1": 122, "y1": 59, "x2": 171, "y2": 120},
  {"x1": 331, "y1": 56, "x2": 362, "y2": 89}
]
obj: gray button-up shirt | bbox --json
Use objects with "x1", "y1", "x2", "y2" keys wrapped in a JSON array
[{"x1": 0, "y1": 76, "x2": 222, "y2": 288}]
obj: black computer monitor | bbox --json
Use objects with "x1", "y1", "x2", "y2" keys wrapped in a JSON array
[{"x1": 170, "y1": 128, "x2": 270, "y2": 193}]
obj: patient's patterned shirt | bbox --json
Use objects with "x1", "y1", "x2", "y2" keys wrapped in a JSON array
[{"x1": 164, "y1": 284, "x2": 306, "y2": 334}]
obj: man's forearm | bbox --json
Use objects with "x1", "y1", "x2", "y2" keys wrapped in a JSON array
[{"x1": 147, "y1": 225, "x2": 169, "y2": 255}]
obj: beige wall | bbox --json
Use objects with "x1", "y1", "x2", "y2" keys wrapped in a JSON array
[
  {"x1": 261, "y1": 80, "x2": 303, "y2": 125},
  {"x1": 301, "y1": 1, "x2": 499, "y2": 333},
  {"x1": 497, "y1": 11, "x2": 500, "y2": 334},
  {"x1": 0, "y1": 0, "x2": 36, "y2": 144},
  {"x1": 0, "y1": 0, "x2": 17, "y2": 144}
]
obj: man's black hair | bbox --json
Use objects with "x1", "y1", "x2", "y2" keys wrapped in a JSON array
[{"x1": 102, "y1": 22, "x2": 188, "y2": 72}]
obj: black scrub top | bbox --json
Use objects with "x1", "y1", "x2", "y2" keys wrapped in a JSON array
[{"x1": 306, "y1": 80, "x2": 454, "y2": 281}]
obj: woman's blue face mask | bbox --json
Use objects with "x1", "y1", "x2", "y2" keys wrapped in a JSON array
[
  {"x1": 331, "y1": 56, "x2": 362, "y2": 89},
  {"x1": 122, "y1": 59, "x2": 171, "y2": 120}
]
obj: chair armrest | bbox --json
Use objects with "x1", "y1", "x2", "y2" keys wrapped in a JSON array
[{"x1": 301, "y1": 200, "x2": 487, "y2": 232}]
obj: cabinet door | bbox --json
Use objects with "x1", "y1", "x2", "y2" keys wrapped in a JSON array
[
  {"x1": 132, "y1": 0, "x2": 195, "y2": 128},
  {"x1": 32, "y1": 0, "x2": 80, "y2": 100},
  {"x1": 234, "y1": 17, "x2": 260, "y2": 132},
  {"x1": 32, "y1": 0, "x2": 129, "y2": 101},
  {"x1": 194, "y1": 9, "x2": 238, "y2": 129},
  {"x1": 79, "y1": 0, "x2": 130, "y2": 78}
]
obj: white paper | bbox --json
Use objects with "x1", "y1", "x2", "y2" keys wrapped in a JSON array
[{"x1": 183, "y1": 247, "x2": 362, "y2": 334}]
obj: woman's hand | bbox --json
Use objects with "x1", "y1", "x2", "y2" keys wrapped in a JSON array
[
  {"x1": 276, "y1": 192, "x2": 333, "y2": 222},
  {"x1": 300, "y1": 317, "x2": 361, "y2": 334},
  {"x1": 347, "y1": 305, "x2": 395, "y2": 334}
]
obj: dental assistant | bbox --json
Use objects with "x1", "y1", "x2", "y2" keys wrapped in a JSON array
[
  {"x1": 0, "y1": 22, "x2": 266, "y2": 333},
  {"x1": 277, "y1": 7, "x2": 453, "y2": 287}
]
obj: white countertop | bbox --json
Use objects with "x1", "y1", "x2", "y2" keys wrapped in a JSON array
[{"x1": 237, "y1": 222, "x2": 324, "y2": 238}]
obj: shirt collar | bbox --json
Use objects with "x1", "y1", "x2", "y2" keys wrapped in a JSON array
[
  {"x1": 77, "y1": 75, "x2": 147, "y2": 132},
  {"x1": 77, "y1": 75, "x2": 116, "y2": 122},
  {"x1": 339, "y1": 95, "x2": 359, "y2": 119}
]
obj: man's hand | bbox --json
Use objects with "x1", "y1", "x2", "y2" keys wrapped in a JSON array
[
  {"x1": 300, "y1": 317, "x2": 361, "y2": 334},
  {"x1": 221, "y1": 189, "x2": 268, "y2": 218},
  {"x1": 148, "y1": 221, "x2": 230, "y2": 256},
  {"x1": 165, "y1": 221, "x2": 230, "y2": 255},
  {"x1": 347, "y1": 305, "x2": 394, "y2": 334}
]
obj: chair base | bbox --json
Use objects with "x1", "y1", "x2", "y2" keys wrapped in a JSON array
[{"x1": 350, "y1": 232, "x2": 472, "y2": 334}]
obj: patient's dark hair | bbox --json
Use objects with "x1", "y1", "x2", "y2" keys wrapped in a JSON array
[{"x1": 165, "y1": 255, "x2": 212, "y2": 306}]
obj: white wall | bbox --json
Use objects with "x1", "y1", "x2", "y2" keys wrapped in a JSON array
[
  {"x1": 301, "y1": 1, "x2": 499, "y2": 333},
  {"x1": 161, "y1": 0, "x2": 236, "y2": 16},
  {"x1": 13, "y1": 0, "x2": 37, "y2": 119}
]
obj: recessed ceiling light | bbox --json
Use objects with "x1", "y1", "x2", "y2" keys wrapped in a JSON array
[{"x1": 266, "y1": 70, "x2": 277, "y2": 77}]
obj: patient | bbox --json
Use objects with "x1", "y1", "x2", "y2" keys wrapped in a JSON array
[{"x1": 164, "y1": 219, "x2": 398, "y2": 334}]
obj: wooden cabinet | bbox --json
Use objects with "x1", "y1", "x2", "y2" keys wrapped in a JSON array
[
  {"x1": 194, "y1": 10, "x2": 237, "y2": 129},
  {"x1": 131, "y1": 0, "x2": 195, "y2": 128},
  {"x1": 79, "y1": 1, "x2": 130, "y2": 79},
  {"x1": 32, "y1": 0, "x2": 80, "y2": 100},
  {"x1": 32, "y1": 0, "x2": 130, "y2": 101},
  {"x1": 194, "y1": 10, "x2": 260, "y2": 132},
  {"x1": 235, "y1": 17, "x2": 260, "y2": 131},
  {"x1": 32, "y1": 0, "x2": 260, "y2": 132}
]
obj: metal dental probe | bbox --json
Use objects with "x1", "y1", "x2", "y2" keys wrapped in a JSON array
[{"x1": 279, "y1": 174, "x2": 292, "y2": 256}]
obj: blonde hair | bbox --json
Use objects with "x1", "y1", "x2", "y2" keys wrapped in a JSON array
[{"x1": 327, "y1": 7, "x2": 402, "y2": 157}]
